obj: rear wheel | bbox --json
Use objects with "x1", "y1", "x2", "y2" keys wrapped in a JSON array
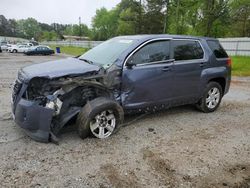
[
  {"x1": 76, "y1": 97, "x2": 124, "y2": 139},
  {"x1": 196, "y1": 82, "x2": 222, "y2": 113},
  {"x1": 13, "y1": 49, "x2": 17, "y2": 53}
]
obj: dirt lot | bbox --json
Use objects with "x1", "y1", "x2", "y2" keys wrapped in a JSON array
[{"x1": 0, "y1": 52, "x2": 250, "y2": 188}]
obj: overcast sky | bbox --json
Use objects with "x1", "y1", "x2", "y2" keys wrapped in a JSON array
[{"x1": 0, "y1": 0, "x2": 121, "y2": 26}]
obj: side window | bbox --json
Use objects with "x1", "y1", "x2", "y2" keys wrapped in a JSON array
[
  {"x1": 174, "y1": 40, "x2": 204, "y2": 61},
  {"x1": 130, "y1": 40, "x2": 170, "y2": 65},
  {"x1": 207, "y1": 40, "x2": 228, "y2": 58}
]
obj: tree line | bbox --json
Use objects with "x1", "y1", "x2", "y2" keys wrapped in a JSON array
[{"x1": 0, "y1": 0, "x2": 249, "y2": 41}]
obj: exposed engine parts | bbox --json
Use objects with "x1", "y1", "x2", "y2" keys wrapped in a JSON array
[{"x1": 45, "y1": 89, "x2": 64, "y2": 115}]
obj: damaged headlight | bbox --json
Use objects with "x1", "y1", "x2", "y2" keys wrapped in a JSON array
[
  {"x1": 45, "y1": 89, "x2": 64, "y2": 115},
  {"x1": 46, "y1": 98, "x2": 63, "y2": 115}
]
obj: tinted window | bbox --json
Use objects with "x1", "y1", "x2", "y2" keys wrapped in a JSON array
[
  {"x1": 207, "y1": 40, "x2": 228, "y2": 58},
  {"x1": 174, "y1": 40, "x2": 204, "y2": 61},
  {"x1": 130, "y1": 40, "x2": 170, "y2": 65}
]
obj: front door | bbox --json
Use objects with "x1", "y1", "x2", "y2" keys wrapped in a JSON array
[{"x1": 121, "y1": 39, "x2": 174, "y2": 110}]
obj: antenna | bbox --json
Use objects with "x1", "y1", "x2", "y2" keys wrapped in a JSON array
[{"x1": 79, "y1": 17, "x2": 82, "y2": 36}]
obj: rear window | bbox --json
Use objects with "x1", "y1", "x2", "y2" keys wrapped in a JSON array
[
  {"x1": 173, "y1": 40, "x2": 204, "y2": 61},
  {"x1": 207, "y1": 40, "x2": 228, "y2": 58}
]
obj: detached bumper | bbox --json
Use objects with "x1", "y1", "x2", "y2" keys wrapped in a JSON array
[{"x1": 14, "y1": 99, "x2": 54, "y2": 142}]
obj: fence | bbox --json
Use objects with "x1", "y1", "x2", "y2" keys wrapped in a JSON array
[
  {"x1": 41, "y1": 40, "x2": 103, "y2": 49},
  {"x1": 218, "y1": 38, "x2": 250, "y2": 56},
  {"x1": 0, "y1": 36, "x2": 28, "y2": 43},
  {"x1": 41, "y1": 37, "x2": 250, "y2": 56}
]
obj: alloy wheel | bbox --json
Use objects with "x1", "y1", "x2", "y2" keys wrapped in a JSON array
[
  {"x1": 90, "y1": 110, "x2": 116, "y2": 139},
  {"x1": 206, "y1": 87, "x2": 221, "y2": 109}
]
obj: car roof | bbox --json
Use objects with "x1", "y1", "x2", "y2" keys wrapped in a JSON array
[
  {"x1": 33, "y1": 45, "x2": 49, "y2": 49},
  {"x1": 114, "y1": 34, "x2": 216, "y2": 41}
]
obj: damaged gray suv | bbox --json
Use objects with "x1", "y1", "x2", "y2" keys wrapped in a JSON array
[{"x1": 11, "y1": 35, "x2": 231, "y2": 142}]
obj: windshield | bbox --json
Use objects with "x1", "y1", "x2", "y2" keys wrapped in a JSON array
[{"x1": 79, "y1": 38, "x2": 135, "y2": 66}]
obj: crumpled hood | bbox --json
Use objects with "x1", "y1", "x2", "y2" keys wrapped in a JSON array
[{"x1": 20, "y1": 57, "x2": 100, "y2": 82}]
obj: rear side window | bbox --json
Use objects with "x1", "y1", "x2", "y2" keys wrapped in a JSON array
[
  {"x1": 173, "y1": 40, "x2": 204, "y2": 61},
  {"x1": 130, "y1": 40, "x2": 170, "y2": 65},
  {"x1": 207, "y1": 40, "x2": 228, "y2": 58}
]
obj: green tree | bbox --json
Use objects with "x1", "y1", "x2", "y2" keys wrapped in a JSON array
[
  {"x1": 229, "y1": 0, "x2": 250, "y2": 37},
  {"x1": 0, "y1": 15, "x2": 12, "y2": 36},
  {"x1": 91, "y1": 8, "x2": 119, "y2": 40},
  {"x1": 143, "y1": 0, "x2": 166, "y2": 34},
  {"x1": 167, "y1": 0, "x2": 192, "y2": 34},
  {"x1": 199, "y1": 0, "x2": 230, "y2": 37},
  {"x1": 39, "y1": 31, "x2": 59, "y2": 41},
  {"x1": 17, "y1": 18, "x2": 41, "y2": 40},
  {"x1": 71, "y1": 24, "x2": 90, "y2": 36},
  {"x1": 117, "y1": 0, "x2": 142, "y2": 34}
]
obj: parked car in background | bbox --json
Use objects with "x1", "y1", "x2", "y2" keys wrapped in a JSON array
[
  {"x1": 12, "y1": 34, "x2": 231, "y2": 143},
  {"x1": 9, "y1": 45, "x2": 30, "y2": 53},
  {"x1": 0, "y1": 42, "x2": 10, "y2": 51},
  {"x1": 24, "y1": 45, "x2": 54, "y2": 55},
  {"x1": 29, "y1": 41, "x2": 39, "y2": 46},
  {"x1": 7, "y1": 44, "x2": 17, "y2": 52},
  {"x1": 26, "y1": 42, "x2": 34, "y2": 47},
  {"x1": 8, "y1": 45, "x2": 17, "y2": 53}
]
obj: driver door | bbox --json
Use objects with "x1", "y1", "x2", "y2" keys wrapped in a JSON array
[{"x1": 121, "y1": 39, "x2": 174, "y2": 110}]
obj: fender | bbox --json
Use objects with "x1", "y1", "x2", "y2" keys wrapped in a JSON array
[{"x1": 200, "y1": 66, "x2": 228, "y2": 96}]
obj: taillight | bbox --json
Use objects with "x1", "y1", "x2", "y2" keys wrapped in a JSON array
[{"x1": 227, "y1": 58, "x2": 232, "y2": 67}]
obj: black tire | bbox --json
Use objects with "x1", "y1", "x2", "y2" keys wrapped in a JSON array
[
  {"x1": 13, "y1": 49, "x2": 17, "y2": 53},
  {"x1": 76, "y1": 97, "x2": 124, "y2": 139},
  {"x1": 196, "y1": 82, "x2": 223, "y2": 113}
]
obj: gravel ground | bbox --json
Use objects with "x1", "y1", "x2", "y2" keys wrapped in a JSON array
[{"x1": 0, "y1": 52, "x2": 250, "y2": 188}]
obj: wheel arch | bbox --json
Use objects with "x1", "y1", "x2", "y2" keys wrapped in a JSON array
[
  {"x1": 201, "y1": 67, "x2": 228, "y2": 96},
  {"x1": 208, "y1": 77, "x2": 226, "y2": 95},
  {"x1": 54, "y1": 84, "x2": 114, "y2": 131}
]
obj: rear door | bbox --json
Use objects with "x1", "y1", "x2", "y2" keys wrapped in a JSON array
[
  {"x1": 121, "y1": 39, "x2": 175, "y2": 109},
  {"x1": 171, "y1": 39, "x2": 206, "y2": 100}
]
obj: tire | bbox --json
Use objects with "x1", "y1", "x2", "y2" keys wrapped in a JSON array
[
  {"x1": 76, "y1": 97, "x2": 124, "y2": 139},
  {"x1": 13, "y1": 49, "x2": 17, "y2": 53},
  {"x1": 196, "y1": 82, "x2": 223, "y2": 113}
]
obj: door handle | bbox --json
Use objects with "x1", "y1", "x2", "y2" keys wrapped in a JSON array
[
  {"x1": 200, "y1": 62, "x2": 205, "y2": 67},
  {"x1": 162, "y1": 67, "x2": 171, "y2": 72}
]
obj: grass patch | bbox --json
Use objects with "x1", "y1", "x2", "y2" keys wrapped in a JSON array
[
  {"x1": 49, "y1": 45, "x2": 89, "y2": 56},
  {"x1": 231, "y1": 56, "x2": 250, "y2": 76}
]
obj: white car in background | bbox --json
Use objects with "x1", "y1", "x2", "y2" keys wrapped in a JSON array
[
  {"x1": 1, "y1": 44, "x2": 12, "y2": 51},
  {"x1": 9, "y1": 45, "x2": 30, "y2": 53},
  {"x1": 7, "y1": 44, "x2": 17, "y2": 52}
]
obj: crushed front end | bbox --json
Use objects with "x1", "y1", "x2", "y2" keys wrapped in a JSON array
[
  {"x1": 11, "y1": 72, "x2": 62, "y2": 142},
  {"x1": 11, "y1": 63, "x2": 121, "y2": 143}
]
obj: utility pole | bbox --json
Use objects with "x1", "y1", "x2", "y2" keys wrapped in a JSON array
[
  {"x1": 139, "y1": 0, "x2": 142, "y2": 34},
  {"x1": 163, "y1": 0, "x2": 169, "y2": 34},
  {"x1": 79, "y1": 17, "x2": 82, "y2": 36}
]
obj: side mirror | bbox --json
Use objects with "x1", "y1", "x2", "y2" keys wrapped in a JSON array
[{"x1": 126, "y1": 57, "x2": 136, "y2": 68}]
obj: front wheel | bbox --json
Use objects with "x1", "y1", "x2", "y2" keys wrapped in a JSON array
[
  {"x1": 76, "y1": 97, "x2": 124, "y2": 139},
  {"x1": 196, "y1": 82, "x2": 223, "y2": 113}
]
